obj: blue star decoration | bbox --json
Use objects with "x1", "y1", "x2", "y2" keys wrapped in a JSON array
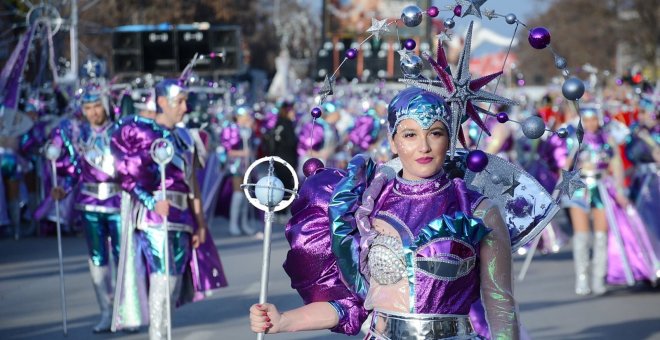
[{"x1": 555, "y1": 169, "x2": 587, "y2": 199}]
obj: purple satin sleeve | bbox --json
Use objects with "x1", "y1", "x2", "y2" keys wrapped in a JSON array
[
  {"x1": 220, "y1": 125, "x2": 241, "y2": 151},
  {"x1": 50, "y1": 126, "x2": 80, "y2": 193},
  {"x1": 110, "y1": 122, "x2": 157, "y2": 210},
  {"x1": 282, "y1": 168, "x2": 369, "y2": 335}
]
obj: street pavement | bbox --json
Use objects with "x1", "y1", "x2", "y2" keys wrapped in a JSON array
[{"x1": 1, "y1": 217, "x2": 659, "y2": 340}]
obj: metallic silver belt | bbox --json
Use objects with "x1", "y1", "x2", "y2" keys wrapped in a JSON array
[
  {"x1": 153, "y1": 190, "x2": 189, "y2": 210},
  {"x1": 367, "y1": 310, "x2": 478, "y2": 340},
  {"x1": 81, "y1": 182, "x2": 121, "y2": 200}
]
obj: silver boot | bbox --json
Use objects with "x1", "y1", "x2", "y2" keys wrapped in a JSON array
[
  {"x1": 148, "y1": 274, "x2": 182, "y2": 340},
  {"x1": 228, "y1": 192, "x2": 243, "y2": 236},
  {"x1": 573, "y1": 232, "x2": 592, "y2": 295},
  {"x1": 89, "y1": 263, "x2": 113, "y2": 333},
  {"x1": 591, "y1": 231, "x2": 608, "y2": 295}
]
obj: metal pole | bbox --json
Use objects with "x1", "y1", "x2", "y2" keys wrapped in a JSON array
[
  {"x1": 70, "y1": 0, "x2": 79, "y2": 84},
  {"x1": 257, "y1": 209, "x2": 274, "y2": 340},
  {"x1": 160, "y1": 165, "x2": 172, "y2": 340},
  {"x1": 50, "y1": 160, "x2": 68, "y2": 336},
  {"x1": 517, "y1": 235, "x2": 540, "y2": 282}
]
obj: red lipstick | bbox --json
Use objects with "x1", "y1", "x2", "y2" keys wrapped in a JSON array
[{"x1": 416, "y1": 157, "x2": 433, "y2": 164}]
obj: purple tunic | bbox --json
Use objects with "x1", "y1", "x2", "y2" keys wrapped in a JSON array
[
  {"x1": 49, "y1": 119, "x2": 121, "y2": 212},
  {"x1": 112, "y1": 116, "x2": 195, "y2": 230},
  {"x1": 283, "y1": 156, "x2": 489, "y2": 335}
]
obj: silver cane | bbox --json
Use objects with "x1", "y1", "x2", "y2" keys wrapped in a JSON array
[
  {"x1": 241, "y1": 157, "x2": 298, "y2": 340},
  {"x1": 150, "y1": 138, "x2": 175, "y2": 340},
  {"x1": 45, "y1": 143, "x2": 68, "y2": 336}
]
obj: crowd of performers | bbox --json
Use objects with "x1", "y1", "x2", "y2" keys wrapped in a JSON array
[{"x1": 0, "y1": 71, "x2": 658, "y2": 338}]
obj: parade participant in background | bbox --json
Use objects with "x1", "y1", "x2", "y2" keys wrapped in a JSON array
[
  {"x1": 48, "y1": 84, "x2": 122, "y2": 333},
  {"x1": 220, "y1": 107, "x2": 258, "y2": 236},
  {"x1": 262, "y1": 101, "x2": 299, "y2": 192},
  {"x1": 564, "y1": 104, "x2": 657, "y2": 295},
  {"x1": 626, "y1": 98, "x2": 660, "y2": 239},
  {"x1": 111, "y1": 79, "x2": 227, "y2": 339}
]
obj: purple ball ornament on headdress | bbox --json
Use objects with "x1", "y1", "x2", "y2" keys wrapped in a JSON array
[
  {"x1": 302, "y1": 158, "x2": 324, "y2": 178},
  {"x1": 528, "y1": 27, "x2": 551, "y2": 50}
]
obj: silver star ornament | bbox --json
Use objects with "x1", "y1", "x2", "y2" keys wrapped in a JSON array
[
  {"x1": 456, "y1": 0, "x2": 488, "y2": 19},
  {"x1": 555, "y1": 169, "x2": 586, "y2": 199},
  {"x1": 366, "y1": 18, "x2": 390, "y2": 40}
]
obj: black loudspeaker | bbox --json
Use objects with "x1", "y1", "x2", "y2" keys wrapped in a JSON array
[
  {"x1": 177, "y1": 29, "x2": 211, "y2": 71},
  {"x1": 209, "y1": 27, "x2": 243, "y2": 74},
  {"x1": 363, "y1": 39, "x2": 388, "y2": 81},
  {"x1": 112, "y1": 32, "x2": 142, "y2": 73},
  {"x1": 339, "y1": 38, "x2": 357, "y2": 80},
  {"x1": 316, "y1": 43, "x2": 333, "y2": 81},
  {"x1": 142, "y1": 30, "x2": 176, "y2": 73}
]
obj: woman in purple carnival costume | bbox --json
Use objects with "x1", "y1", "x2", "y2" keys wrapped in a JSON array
[
  {"x1": 564, "y1": 105, "x2": 658, "y2": 296},
  {"x1": 249, "y1": 86, "x2": 521, "y2": 339},
  {"x1": 220, "y1": 107, "x2": 259, "y2": 236},
  {"x1": 110, "y1": 79, "x2": 227, "y2": 339}
]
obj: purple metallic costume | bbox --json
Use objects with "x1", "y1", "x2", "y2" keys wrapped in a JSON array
[
  {"x1": 110, "y1": 115, "x2": 227, "y2": 334},
  {"x1": 281, "y1": 87, "x2": 520, "y2": 339}
]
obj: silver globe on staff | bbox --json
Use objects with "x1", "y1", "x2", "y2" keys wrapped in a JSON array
[
  {"x1": 241, "y1": 156, "x2": 298, "y2": 340},
  {"x1": 44, "y1": 142, "x2": 68, "y2": 336},
  {"x1": 150, "y1": 138, "x2": 175, "y2": 340}
]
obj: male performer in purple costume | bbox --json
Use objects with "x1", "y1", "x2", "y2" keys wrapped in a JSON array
[
  {"x1": 50, "y1": 86, "x2": 121, "y2": 333},
  {"x1": 111, "y1": 79, "x2": 227, "y2": 340}
]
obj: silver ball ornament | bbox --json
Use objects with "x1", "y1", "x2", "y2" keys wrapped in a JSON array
[
  {"x1": 444, "y1": 18, "x2": 456, "y2": 29},
  {"x1": 521, "y1": 116, "x2": 546, "y2": 139},
  {"x1": 45, "y1": 144, "x2": 62, "y2": 160},
  {"x1": 505, "y1": 13, "x2": 517, "y2": 24},
  {"x1": 400, "y1": 54, "x2": 423, "y2": 78},
  {"x1": 562, "y1": 77, "x2": 585, "y2": 101},
  {"x1": 255, "y1": 176, "x2": 285, "y2": 207},
  {"x1": 401, "y1": 5, "x2": 424, "y2": 27}
]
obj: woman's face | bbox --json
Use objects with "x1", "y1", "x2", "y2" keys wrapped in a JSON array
[
  {"x1": 583, "y1": 114, "x2": 600, "y2": 133},
  {"x1": 390, "y1": 119, "x2": 449, "y2": 181}
]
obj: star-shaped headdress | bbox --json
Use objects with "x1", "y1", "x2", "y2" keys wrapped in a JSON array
[{"x1": 402, "y1": 21, "x2": 517, "y2": 158}]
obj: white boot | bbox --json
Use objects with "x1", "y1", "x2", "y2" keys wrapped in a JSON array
[
  {"x1": 573, "y1": 232, "x2": 592, "y2": 295},
  {"x1": 148, "y1": 274, "x2": 181, "y2": 340},
  {"x1": 228, "y1": 192, "x2": 243, "y2": 236},
  {"x1": 591, "y1": 231, "x2": 608, "y2": 295},
  {"x1": 89, "y1": 263, "x2": 113, "y2": 333},
  {"x1": 9, "y1": 202, "x2": 21, "y2": 240},
  {"x1": 239, "y1": 194, "x2": 258, "y2": 236}
]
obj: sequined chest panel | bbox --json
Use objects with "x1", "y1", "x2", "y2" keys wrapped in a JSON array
[
  {"x1": 367, "y1": 211, "x2": 479, "y2": 312},
  {"x1": 80, "y1": 125, "x2": 115, "y2": 177},
  {"x1": 579, "y1": 134, "x2": 613, "y2": 170}
]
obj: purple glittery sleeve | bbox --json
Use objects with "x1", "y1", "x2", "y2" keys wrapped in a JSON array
[
  {"x1": 110, "y1": 119, "x2": 158, "y2": 210},
  {"x1": 283, "y1": 168, "x2": 369, "y2": 335}
]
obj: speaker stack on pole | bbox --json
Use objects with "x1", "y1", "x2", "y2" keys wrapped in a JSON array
[{"x1": 112, "y1": 24, "x2": 244, "y2": 78}]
